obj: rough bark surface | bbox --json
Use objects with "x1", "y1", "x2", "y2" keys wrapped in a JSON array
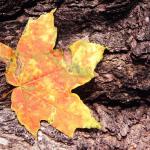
[{"x1": 0, "y1": 0, "x2": 150, "y2": 149}]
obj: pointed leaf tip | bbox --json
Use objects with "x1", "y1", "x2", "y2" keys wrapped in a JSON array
[{"x1": 0, "y1": 43, "x2": 14, "y2": 64}]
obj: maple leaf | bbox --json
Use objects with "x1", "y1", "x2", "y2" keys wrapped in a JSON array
[{"x1": 0, "y1": 9, "x2": 106, "y2": 138}]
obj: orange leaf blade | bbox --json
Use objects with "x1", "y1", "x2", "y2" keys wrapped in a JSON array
[
  {"x1": 1, "y1": 9, "x2": 105, "y2": 138},
  {"x1": 6, "y1": 9, "x2": 59, "y2": 85},
  {"x1": 11, "y1": 87, "x2": 56, "y2": 137}
]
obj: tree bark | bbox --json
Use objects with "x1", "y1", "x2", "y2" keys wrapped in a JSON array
[{"x1": 0, "y1": 0, "x2": 149, "y2": 149}]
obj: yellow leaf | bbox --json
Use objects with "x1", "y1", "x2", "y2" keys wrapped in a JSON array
[{"x1": 0, "y1": 9, "x2": 106, "y2": 138}]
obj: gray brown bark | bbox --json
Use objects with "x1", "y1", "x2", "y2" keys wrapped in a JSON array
[{"x1": 0, "y1": 0, "x2": 150, "y2": 149}]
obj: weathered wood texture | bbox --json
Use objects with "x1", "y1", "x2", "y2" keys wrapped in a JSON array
[{"x1": 0, "y1": 0, "x2": 149, "y2": 149}]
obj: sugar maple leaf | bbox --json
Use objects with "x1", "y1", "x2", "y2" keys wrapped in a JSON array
[{"x1": 0, "y1": 9, "x2": 106, "y2": 138}]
